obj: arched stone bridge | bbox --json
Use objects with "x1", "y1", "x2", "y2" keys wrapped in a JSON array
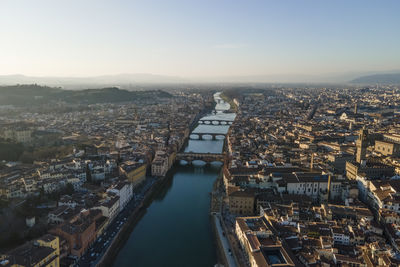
[
  {"x1": 190, "y1": 133, "x2": 226, "y2": 140},
  {"x1": 198, "y1": 119, "x2": 233, "y2": 125},
  {"x1": 176, "y1": 152, "x2": 226, "y2": 163}
]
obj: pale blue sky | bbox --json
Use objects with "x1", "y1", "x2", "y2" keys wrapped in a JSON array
[{"x1": 1, "y1": 0, "x2": 399, "y2": 78}]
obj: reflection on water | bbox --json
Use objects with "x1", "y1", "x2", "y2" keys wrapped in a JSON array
[
  {"x1": 214, "y1": 92, "x2": 231, "y2": 111},
  {"x1": 192, "y1": 125, "x2": 230, "y2": 134},
  {"x1": 201, "y1": 113, "x2": 236, "y2": 121},
  {"x1": 184, "y1": 139, "x2": 224, "y2": 154},
  {"x1": 187, "y1": 94, "x2": 235, "y2": 153}
]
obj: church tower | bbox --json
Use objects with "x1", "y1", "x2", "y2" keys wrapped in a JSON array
[{"x1": 356, "y1": 127, "x2": 368, "y2": 164}]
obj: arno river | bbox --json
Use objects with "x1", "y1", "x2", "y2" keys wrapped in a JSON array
[{"x1": 113, "y1": 93, "x2": 235, "y2": 267}]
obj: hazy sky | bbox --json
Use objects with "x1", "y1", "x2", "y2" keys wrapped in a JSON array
[{"x1": 1, "y1": 0, "x2": 400, "y2": 78}]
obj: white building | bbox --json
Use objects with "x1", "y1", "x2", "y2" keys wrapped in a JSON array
[
  {"x1": 93, "y1": 195, "x2": 120, "y2": 222},
  {"x1": 275, "y1": 172, "x2": 342, "y2": 201},
  {"x1": 107, "y1": 181, "x2": 133, "y2": 211},
  {"x1": 332, "y1": 226, "x2": 350, "y2": 245}
]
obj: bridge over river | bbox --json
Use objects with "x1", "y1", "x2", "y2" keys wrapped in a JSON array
[
  {"x1": 176, "y1": 152, "x2": 226, "y2": 164},
  {"x1": 113, "y1": 92, "x2": 235, "y2": 267},
  {"x1": 198, "y1": 119, "x2": 233, "y2": 125},
  {"x1": 189, "y1": 132, "x2": 226, "y2": 140}
]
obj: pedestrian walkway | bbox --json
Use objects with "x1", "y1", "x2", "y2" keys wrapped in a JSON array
[{"x1": 213, "y1": 214, "x2": 237, "y2": 267}]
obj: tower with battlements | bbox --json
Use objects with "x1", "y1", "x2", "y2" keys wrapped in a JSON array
[{"x1": 356, "y1": 127, "x2": 368, "y2": 164}]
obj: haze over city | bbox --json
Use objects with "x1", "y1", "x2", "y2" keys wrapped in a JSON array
[{"x1": 1, "y1": 0, "x2": 400, "y2": 83}]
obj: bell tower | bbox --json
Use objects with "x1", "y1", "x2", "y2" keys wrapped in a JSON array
[{"x1": 356, "y1": 127, "x2": 368, "y2": 164}]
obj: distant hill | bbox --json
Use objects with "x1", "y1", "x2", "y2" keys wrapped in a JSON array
[
  {"x1": 0, "y1": 85, "x2": 172, "y2": 106},
  {"x1": 350, "y1": 73, "x2": 400, "y2": 84},
  {"x1": 0, "y1": 74, "x2": 186, "y2": 88},
  {"x1": 3, "y1": 72, "x2": 400, "y2": 85}
]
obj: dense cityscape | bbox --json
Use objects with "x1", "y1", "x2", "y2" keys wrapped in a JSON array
[
  {"x1": 2, "y1": 1, "x2": 400, "y2": 267},
  {"x1": 0, "y1": 83, "x2": 399, "y2": 267}
]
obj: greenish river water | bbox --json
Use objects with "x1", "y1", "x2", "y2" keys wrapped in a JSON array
[{"x1": 113, "y1": 92, "x2": 235, "y2": 267}]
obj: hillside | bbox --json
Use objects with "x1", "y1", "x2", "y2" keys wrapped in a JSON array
[
  {"x1": 0, "y1": 74, "x2": 186, "y2": 88},
  {"x1": 350, "y1": 73, "x2": 400, "y2": 84},
  {"x1": 0, "y1": 85, "x2": 172, "y2": 106}
]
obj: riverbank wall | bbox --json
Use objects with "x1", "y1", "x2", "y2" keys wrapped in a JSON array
[
  {"x1": 211, "y1": 214, "x2": 229, "y2": 267},
  {"x1": 97, "y1": 175, "x2": 170, "y2": 267}
]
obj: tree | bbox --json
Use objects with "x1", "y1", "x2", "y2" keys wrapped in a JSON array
[
  {"x1": 0, "y1": 141, "x2": 24, "y2": 161},
  {"x1": 19, "y1": 151, "x2": 34, "y2": 164}
]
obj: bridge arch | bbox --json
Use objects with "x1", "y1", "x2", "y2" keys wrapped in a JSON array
[
  {"x1": 189, "y1": 134, "x2": 200, "y2": 140},
  {"x1": 176, "y1": 152, "x2": 226, "y2": 164},
  {"x1": 198, "y1": 119, "x2": 233, "y2": 126},
  {"x1": 189, "y1": 133, "x2": 226, "y2": 140}
]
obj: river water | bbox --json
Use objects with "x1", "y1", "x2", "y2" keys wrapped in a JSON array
[{"x1": 113, "y1": 92, "x2": 235, "y2": 267}]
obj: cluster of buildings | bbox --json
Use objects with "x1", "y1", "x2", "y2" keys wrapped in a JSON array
[
  {"x1": 0, "y1": 155, "x2": 118, "y2": 199},
  {"x1": 0, "y1": 91, "x2": 215, "y2": 266},
  {"x1": 0, "y1": 122, "x2": 34, "y2": 144},
  {"x1": 4, "y1": 84, "x2": 400, "y2": 266},
  {"x1": 0, "y1": 91, "x2": 214, "y2": 198},
  {"x1": 0, "y1": 234, "x2": 60, "y2": 267},
  {"x1": 1, "y1": 174, "x2": 134, "y2": 266},
  {"x1": 222, "y1": 85, "x2": 400, "y2": 266}
]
